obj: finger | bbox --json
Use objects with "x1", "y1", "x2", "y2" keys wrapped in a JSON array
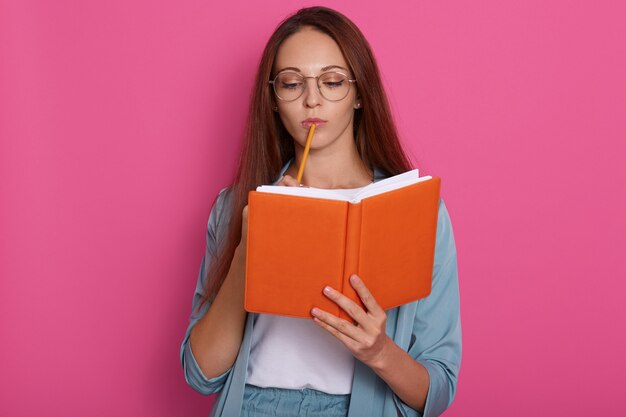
[
  {"x1": 311, "y1": 307, "x2": 362, "y2": 342},
  {"x1": 280, "y1": 175, "x2": 301, "y2": 187},
  {"x1": 322, "y1": 286, "x2": 375, "y2": 332},
  {"x1": 349, "y1": 275, "x2": 385, "y2": 316},
  {"x1": 312, "y1": 316, "x2": 359, "y2": 351}
]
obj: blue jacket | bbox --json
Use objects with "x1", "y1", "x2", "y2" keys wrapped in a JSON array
[{"x1": 181, "y1": 159, "x2": 462, "y2": 417}]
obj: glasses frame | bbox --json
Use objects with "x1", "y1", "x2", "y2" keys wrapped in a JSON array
[{"x1": 269, "y1": 70, "x2": 357, "y2": 102}]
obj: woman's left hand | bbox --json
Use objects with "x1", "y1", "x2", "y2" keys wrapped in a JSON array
[{"x1": 311, "y1": 274, "x2": 392, "y2": 369}]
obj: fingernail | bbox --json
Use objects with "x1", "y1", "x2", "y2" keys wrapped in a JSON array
[
  {"x1": 323, "y1": 286, "x2": 333, "y2": 294},
  {"x1": 311, "y1": 308, "x2": 320, "y2": 316}
]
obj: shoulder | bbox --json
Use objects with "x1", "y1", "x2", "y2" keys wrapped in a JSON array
[
  {"x1": 436, "y1": 198, "x2": 454, "y2": 238},
  {"x1": 437, "y1": 198, "x2": 453, "y2": 228},
  {"x1": 433, "y1": 197, "x2": 457, "y2": 271},
  {"x1": 215, "y1": 186, "x2": 232, "y2": 210},
  {"x1": 207, "y1": 186, "x2": 235, "y2": 233}
]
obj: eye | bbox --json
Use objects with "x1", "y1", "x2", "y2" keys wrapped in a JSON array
[
  {"x1": 276, "y1": 72, "x2": 303, "y2": 90},
  {"x1": 281, "y1": 82, "x2": 302, "y2": 90},
  {"x1": 320, "y1": 72, "x2": 347, "y2": 89},
  {"x1": 323, "y1": 80, "x2": 345, "y2": 89}
]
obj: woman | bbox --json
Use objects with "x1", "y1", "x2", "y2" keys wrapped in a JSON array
[{"x1": 180, "y1": 6, "x2": 461, "y2": 417}]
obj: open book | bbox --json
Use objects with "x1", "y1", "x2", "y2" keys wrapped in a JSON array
[{"x1": 244, "y1": 169, "x2": 441, "y2": 320}]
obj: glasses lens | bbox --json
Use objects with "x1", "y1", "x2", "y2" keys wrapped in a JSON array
[
  {"x1": 274, "y1": 72, "x2": 304, "y2": 101},
  {"x1": 319, "y1": 72, "x2": 350, "y2": 101}
]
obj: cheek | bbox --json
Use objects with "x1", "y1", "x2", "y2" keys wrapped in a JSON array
[
  {"x1": 278, "y1": 110, "x2": 299, "y2": 131},
  {"x1": 277, "y1": 110, "x2": 303, "y2": 142},
  {"x1": 331, "y1": 104, "x2": 357, "y2": 126}
]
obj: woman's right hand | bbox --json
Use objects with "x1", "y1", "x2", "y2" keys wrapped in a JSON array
[
  {"x1": 277, "y1": 174, "x2": 301, "y2": 187},
  {"x1": 237, "y1": 175, "x2": 305, "y2": 256}
]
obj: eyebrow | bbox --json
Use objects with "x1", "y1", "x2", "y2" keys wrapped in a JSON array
[{"x1": 275, "y1": 65, "x2": 349, "y2": 73}]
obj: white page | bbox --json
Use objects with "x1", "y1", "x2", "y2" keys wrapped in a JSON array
[
  {"x1": 256, "y1": 168, "x2": 432, "y2": 203},
  {"x1": 354, "y1": 175, "x2": 432, "y2": 201}
]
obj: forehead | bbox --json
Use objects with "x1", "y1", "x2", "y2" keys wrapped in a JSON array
[{"x1": 274, "y1": 28, "x2": 349, "y2": 74}]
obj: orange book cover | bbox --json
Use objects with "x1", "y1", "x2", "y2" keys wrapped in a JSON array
[{"x1": 244, "y1": 175, "x2": 441, "y2": 320}]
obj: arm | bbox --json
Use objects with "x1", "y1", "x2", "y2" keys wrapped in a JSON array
[
  {"x1": 311, "y1": 199, "x2": 461, "y2": 416},
  {"x1": 395, "y1": 198, "x2": 462, "y2": 417},
  {"x1": 368, "y1": 337, "x2": 430, "y2": 412},
  {"x1": 312, "y1": 275, "x2": 430, "y2": 412},
  {"x1": 180, "y1": 189, "x2": 249, "y2": 394}
]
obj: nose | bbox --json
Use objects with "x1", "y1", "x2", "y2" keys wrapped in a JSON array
[{"x1": 302, "y1": 77, "x2": 321, "y2": 108}]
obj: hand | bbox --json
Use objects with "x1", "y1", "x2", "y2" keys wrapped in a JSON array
[
  {"x1": 238, "y1": 174, "x2": 306, "y2": 252},
  {"x1": 311, "y1": 274, "x2": 392, "y2": 369},
  {"x1": 237, "y1": 205, "x2": 249, "y2": 254},
  {"x1": 277, "y1": 174, "x2": 309, "y2": 187},
  {"x1": 238, "y1": 174, "x2": 306, "y2": 253}
]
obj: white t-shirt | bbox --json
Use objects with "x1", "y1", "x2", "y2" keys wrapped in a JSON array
[
  {"x1": 246, "y1": 314, "x2": 356, "y2": 394},
  {"x1": 246, "y1": 185, "x2": 369, "y2": 394}
]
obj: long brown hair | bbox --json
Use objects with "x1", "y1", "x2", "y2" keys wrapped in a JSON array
[{"x1": 200, "y1": 6, "x2": 413, "y2": 309}]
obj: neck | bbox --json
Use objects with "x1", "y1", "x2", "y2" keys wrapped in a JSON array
[{"x1": 287, "y1": 146, "x2": 373, "y2": 189}]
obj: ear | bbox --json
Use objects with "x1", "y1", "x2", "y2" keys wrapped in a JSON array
[{"x1": 354, "y1": 93, "x2": 362, "y2": 110}]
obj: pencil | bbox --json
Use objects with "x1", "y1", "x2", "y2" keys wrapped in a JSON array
[{"x1": 296, "y1": 123, "x2": 316, "y2": 184}]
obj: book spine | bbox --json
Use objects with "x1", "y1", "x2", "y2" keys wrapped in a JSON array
[{"x1": 341, "y1": 202, "x2": 363, "y2": 321}]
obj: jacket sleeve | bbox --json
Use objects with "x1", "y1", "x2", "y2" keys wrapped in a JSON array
[
  {"x1": 180, "y1": 187, "x2": 233, "y2": 395},
  {"x1": 396, "y1": 198, "x2": 462, "y2": 417}
]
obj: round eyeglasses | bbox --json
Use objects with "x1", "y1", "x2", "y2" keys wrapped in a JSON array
[{"x1": 269, "y1": 71, "x2": 357, "y2": 102}]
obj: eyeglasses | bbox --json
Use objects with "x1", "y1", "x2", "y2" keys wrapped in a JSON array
[{"x1": 269, "y1": 71, "x2": 357, "y2": 102}]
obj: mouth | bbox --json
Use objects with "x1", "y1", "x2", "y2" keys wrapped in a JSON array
[{"x1": 301, "y1": 118, "x2": 327, "y2": 129}]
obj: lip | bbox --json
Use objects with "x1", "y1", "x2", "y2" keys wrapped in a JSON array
[{"x1": 301, "y1": 118, "x2": 327, "y2": 128}]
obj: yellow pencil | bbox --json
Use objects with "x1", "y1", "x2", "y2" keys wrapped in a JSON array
[{"x1": 296, "y1": 124, "x2": 316, "y2": 184}]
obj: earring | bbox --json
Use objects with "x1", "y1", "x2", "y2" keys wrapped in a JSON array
[
  {"x1": 272, "y1": 106, "x2": 278, "y2": 111},
  {"x1": 355, "y1": 102, "x2": 361, "y2": 109}
]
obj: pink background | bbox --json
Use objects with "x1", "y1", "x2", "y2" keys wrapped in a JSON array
[{"x1": 1, "y1": 1, "x2": 625, "y2": 416}]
